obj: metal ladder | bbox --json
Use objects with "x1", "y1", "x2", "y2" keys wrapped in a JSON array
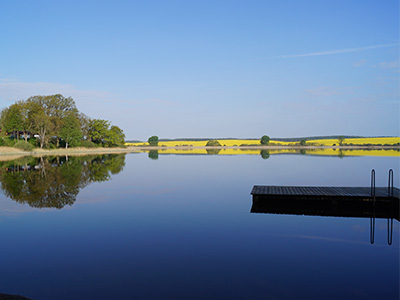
[
  {"x1": 387, "y1": 169, "x2": 393, "y2": 245},
  {"x1": 369, "y1": 169, "x2": 394, "y2": 245}
]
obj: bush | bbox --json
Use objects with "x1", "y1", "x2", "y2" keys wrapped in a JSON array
[
  {"x1": 28, "y1": 138, "x2": 39, "y2": 147},
  {"x1": 46, "y1": 143, "x2": 57, "y2": 149},
  {"x1": 206, "y1": 140, "x2": 221, "y2": 146},
  {"x1": 3, "y1": 138, "x2": 16, "y2": 147},
  {"x1": 79, "y1": 140, "x2": 98, "y2": 148},
  {"x1": 14, "y1": 140, "x2": 34, "y2": 151}
]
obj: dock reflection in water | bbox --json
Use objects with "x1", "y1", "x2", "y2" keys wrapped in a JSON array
[{"x1": 251, "y1": 186, "x2": 399, "y2": 245}]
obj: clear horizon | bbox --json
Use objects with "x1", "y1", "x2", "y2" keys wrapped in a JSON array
[{"x1": 1, "y1": 0, "x2": 399, "y2": 140}]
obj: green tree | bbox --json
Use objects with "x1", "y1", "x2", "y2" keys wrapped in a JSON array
[
  {"x1": 260, "y1": 135, "x2": 270, "y2": 145},
  {"x1": 106, "y1": 125, "x2": 125, "y2": 147},
  {"x1": 26, "y1": 101, "x2": 53, "y2": 148},
  {"x1": 338, "y1": 136, "x2": 345, "y2": 146},
  {"x1": 78, "y1": 113, "x2": 91, "y2": 140},
  {"x1": 148, "y1": 136, "x2": 159, "y2": 146},
  {"x1": 1, "y1": 104, "x2": 24, "y2": 141},
  {"x1": 88, "y1": 119, "x2": 110, "y2": 145},
  {"x1": 19, "y1": 94, "x2": 79, "y2": 147},
  {"x1": 47, "y1": 94, "x2": 79, "y2": 147},
  {"x1": 60, "y1": 113, "x2": 83, "y2": 148},
  {"x1": 300, "y1": 139, "x2": 306, "y2": 146}
]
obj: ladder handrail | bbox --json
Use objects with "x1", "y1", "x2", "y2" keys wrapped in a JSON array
[
  {"x1": 388, "y1": 218, "x2": 393, "y2": 246},
  {"x1": 371, "y1": 169, "x2": 375, "y2": 196},
  {"x1": 370, "y1": 217, "x2": 375, "y2": 245},
  {"x1": 388, "y1": 169, "x2": 393, "y2": 197}
]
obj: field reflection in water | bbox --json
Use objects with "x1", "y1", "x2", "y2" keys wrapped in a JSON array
[{"x1": 0, "y1": 151, "x2": 398, "y2": 300}]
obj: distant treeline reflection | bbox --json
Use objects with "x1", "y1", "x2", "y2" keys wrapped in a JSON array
[
  {"x1": 0, "y1": 154, "x2": 126, "y2": 209},
  {"x1": 144, "y1": 148, "x2": 399, "y2": 159}
]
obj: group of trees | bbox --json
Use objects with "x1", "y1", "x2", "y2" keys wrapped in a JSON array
[{"x1": 0, "y1": 94, "x2": 125, "y2": 149}]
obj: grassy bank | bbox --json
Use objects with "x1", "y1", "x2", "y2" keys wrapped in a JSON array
[{"x1": 0, "y1": 146, "x2": 131, "y2": 160}]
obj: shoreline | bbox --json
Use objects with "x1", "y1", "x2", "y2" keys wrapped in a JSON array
[
  {"x1": 0, "y1": 145, "x2": 398, "y2": 158},
  {"x1": 129, "y1": 145, "x2": 400, "y2": 151}
]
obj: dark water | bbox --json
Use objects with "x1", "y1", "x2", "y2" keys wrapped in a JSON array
[{"x1": 0, "y1": 153, "x2": 399, "y2": 300}]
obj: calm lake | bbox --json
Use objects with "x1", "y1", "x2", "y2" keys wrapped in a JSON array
[{"x1": 0, "y1": 151, "x2": 399, "y2": 300}]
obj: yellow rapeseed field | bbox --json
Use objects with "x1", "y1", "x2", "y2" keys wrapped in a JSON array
[
  {"x1": 126, "y1": 137, "x2": 400, "y2": 147},
  {"x1": 309, "y1": 137, "x2": 400, "y2": 146},
  {"x1": 126, "y1": 139, "x2": 295, "y2": 147}
]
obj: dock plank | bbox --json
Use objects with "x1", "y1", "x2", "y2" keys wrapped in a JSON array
[{"x1": 251, "y1": 186, "x2": 400, "y2": 200}]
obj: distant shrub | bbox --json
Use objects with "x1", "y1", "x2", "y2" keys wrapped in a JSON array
[
  {"x1": 14, "y1": 141, "x2": 34, "y2": 151},
  {"x1": 28, "y1": 138, "x2": 39, "y2": 147},
  {"x1": 80, "y1": 140, "x2": 98, "y2": 148},
  {"x1": 3, "y1": 138, "x2": 16, "y2": 147},
  {"x1": 44, "y1": 143, "x2": 57, "y2": 149},
  {"x1": 206, "y1": 140, "x2": 221, "y2": 146}
]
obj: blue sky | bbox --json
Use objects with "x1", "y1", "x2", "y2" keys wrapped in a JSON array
[{"x1": 1, "y1": 0, "x2": 399, "y2": 140}]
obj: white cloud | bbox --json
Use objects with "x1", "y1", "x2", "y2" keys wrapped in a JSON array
[
  {"x1": 353, "y1": 59, "x2": 367, "y2": 67},
  {"x1": 373, "y1": 60, "x2": 400, "y2": 69},
  {"x1": 276, "y1": 43, "x2": 397, "y2": 58}
]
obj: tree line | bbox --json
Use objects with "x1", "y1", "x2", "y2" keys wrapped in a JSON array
[{"x1": 0, "y1": 94, "x2": 125, "y2": 149}]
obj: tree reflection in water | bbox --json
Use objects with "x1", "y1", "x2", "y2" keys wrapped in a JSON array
[{"x1": 0, "y1": 154, "x2": 126, "y2": 209}]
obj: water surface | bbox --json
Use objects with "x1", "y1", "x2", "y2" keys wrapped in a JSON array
[{"x1": 0, "y1": 152, "x2": 398, "y2": 300}]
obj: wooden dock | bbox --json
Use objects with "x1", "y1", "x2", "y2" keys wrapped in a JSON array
[
  {"x1": 251, "y1": 186, "x2": 400, "y2": 201},
  {"x1": 251, "y1": 185, "x2": 400, "y2": 221}
]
